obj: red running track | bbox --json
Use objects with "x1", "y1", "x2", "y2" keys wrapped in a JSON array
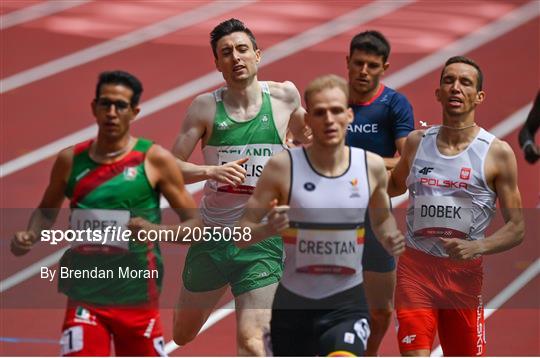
[{"x1": 1, "y1": 1, "x2": 538, "y2": 356}]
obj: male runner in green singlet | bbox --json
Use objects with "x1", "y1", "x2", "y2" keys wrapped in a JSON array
[
  {"x1": 171, "y1": 19, "x2": 310, "y2": 356},
  {"x1": 12, "y1": 71, "x2": 199, "y2": 356}
]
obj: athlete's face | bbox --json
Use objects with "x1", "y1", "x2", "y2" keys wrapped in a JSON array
[
  {"x1": 215, "y1": 32, "x2": 260, "y2": 85},
  {"x1": 436, "y1": 63, "x2": 485, "y2": 117},
  {"x1": 347, "y1": 50, "x2": 388, "y2": 98},
  {"x1": 306, "y1": 87, "x2": 354, "y2": 147},
  {"x1": 92, "y1": 84, "x2": 140, "y2": 140}
]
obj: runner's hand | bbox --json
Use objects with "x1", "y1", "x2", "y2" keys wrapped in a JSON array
[
  {"x1": 523, "y1": 142, "x2": 540, "y2": 164},
  {"x1": 266, "y1": 199, "x2": 290, "y2": 235},
  {"x1": 299, "y1": 126, "x2": 313, "y2": 145},
  {"x1": 441, "y1": 238, "x2": 481, "y2": 260},
  {"x1": 11, "y1": 231, "x2": 37, "y2": 256},
  {"x1": 381, "y1": 230, "x2": 405, "y2": 256},
  {"x1": 128, "y1": 217, "x2": 159, "y2": 241},
  {"x1": 208, "y1": 157, "x2": 248, "y2": 186}
]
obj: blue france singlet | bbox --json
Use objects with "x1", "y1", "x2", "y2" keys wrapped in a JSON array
[{"x1": 346, "y1": 85, "x2": 414, "y2": 157}]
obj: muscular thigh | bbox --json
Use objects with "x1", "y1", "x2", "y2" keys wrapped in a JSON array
[
  {"x1": 235, "y1": 283, "x2": 277, "y2": 337},
  {"x1": 363, "y1": 271, "x2": 395, "y2": 310},
  {"x1": 174, "y1": 284, "x2": 227, "y2": 337}
]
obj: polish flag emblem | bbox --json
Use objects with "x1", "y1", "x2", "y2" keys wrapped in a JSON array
[{"x1": 460, "y1": 167, "x2": 471, "y2": 180}]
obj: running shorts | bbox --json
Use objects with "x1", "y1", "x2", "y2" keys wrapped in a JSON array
[
  {"x1": 61, "y1": 301, "x2": 165, "y2": 356},
  {"x1": 182, "y1": 236, "x2": 283, "y2": 296},
  {"x1": 396, "y1": 247, "x2": 485, "y2": 356}
]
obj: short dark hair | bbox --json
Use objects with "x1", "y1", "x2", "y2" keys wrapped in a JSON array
[
  {"x1": 441, "y1": 56, "x2": 483, "y2": 91},
  {"x1": 95, "y1": 70, "x2": 143, "y2": 106},
  {"x1": 349, "y1": 30, "x2": 390, "y2": 62},
  {"x1": 210, "y1": 18, "x2": 258, "y2": 58}
]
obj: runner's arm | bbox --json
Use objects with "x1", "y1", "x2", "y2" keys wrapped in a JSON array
[
  {"x1": 172, "y1": 94, "x2": 248, "y2": 185},
  {"x1": 383, "y1": 137, "x2": 406, "y2": 169},
  {"x1": 518, "y1": 91, "x2": 540, "y2": 164},
  {"x1": 11, "y1": 148, "x2": 71, "y2": 255},
  {"x1": 479, "y1": 140, "x2": 525, "y2": 254},
  {"x1": 387, "y1": 130, "x2": 423, "y2": 197},
  {"x1": 130, "y1": 146, "x2": 201, "y2": 243},
  {"x1": 172, "y1": 94, "x2": 216, "y2": 183},
  {"x1": 237, "y1": 152, "x2": 290, "y2": 248},
  {"x1": 284, "y1": 82, "x2": 312, "y2": 145},
  {"x1": 443, "y1": 141, "x2": 525, "y2": 259},
  {"x1": 384, "y1": 93, "x2": 414, "y2": 169},
  {"x1": 367, "y1": 152, "x2": 405, "y2": 256}
]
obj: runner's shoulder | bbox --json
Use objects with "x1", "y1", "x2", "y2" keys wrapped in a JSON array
[
  {"x1": 267, "y1": 81, "x2": 301, "y2": 105},
  {"x1": 396, "y1": 129, "x2": 425, "y2": 157},
  {"x1": 187, "y1": 92, "x2": 216, "y2": 120},
  {"x1": 50, "y1": 146, "x2": 75, "y2": 178},
  {"x1": 146, "y1": 143, "x2": 177, "y2": 169},
  {"x1": 265, "y1": 149, "x2": 292, "y2": 172},
  {"x1": 385, "y1": 86, "x2": 411, "y2": 103},
  {"x1": 407, "y1": 129, "x2": 426, "y2": 143},
  {"x1": 488, "y1": 137, "x2": 515, "y2": 163},
  {"x1": 56, "y1": 146, "x2": 76, "y2": 167},
  {"x1": 365, "y1": 150, "x2": 386, "y2": 178}
]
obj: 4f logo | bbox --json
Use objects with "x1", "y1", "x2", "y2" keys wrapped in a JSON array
[
  {"x1": 418, "y1": 167, "x2": 434, "y2": 175},
  {"x1": 401, "y1": 335, "x2": 416, "y2": 344}
]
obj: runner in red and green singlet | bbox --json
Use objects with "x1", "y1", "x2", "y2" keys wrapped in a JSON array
[
  {"x1": 12, "y1": 71, "x2": 199, "y2": 357},
  {"x1": 61, "y1": 137, "x2": 163, "y2": 305}
]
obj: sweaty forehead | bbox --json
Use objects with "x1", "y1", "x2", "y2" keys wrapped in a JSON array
[
  {"x1": 217, "y1": 31, "x2": 252, "y2": 49},
  {"x1": 442, "y1": 63, "x2": 478, "y2": 81}
]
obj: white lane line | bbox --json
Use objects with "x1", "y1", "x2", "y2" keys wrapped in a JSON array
[
  {"x1": 0, "y1": 0, "x2": 257, "y2": 93},
  {"x1": 0, "y1": 247, "x2": 68, "y2": 293},
  {"x1": 0, "y1": 0, "x2": 92, "y2": 30},
  {"x1": 431, "y1": 258, "x2": 540, "y2": 357},
  {"x1": 385, "y1": 0, "x2": 540, "y2": 90},
  {"x1": 490, "y1": 104, "x2": 533, "y2": 138},
  {"x1": 164, "y1": 300, "x2": 236, "y2": 354},
  {"x1": 0, "y1": 0, "x2": 415, "y2": 178}
]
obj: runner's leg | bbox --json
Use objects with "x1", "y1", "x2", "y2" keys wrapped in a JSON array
[
  {"x1": 235, "y1": 283, "x2": 278, "y2": 356},
  {"x1": 173, "y1": 285, "x2": 228, "y2": 345}
]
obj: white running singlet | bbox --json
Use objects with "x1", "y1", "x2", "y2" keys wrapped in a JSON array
[
  {"x1": 405, "y1": 126, "x2": 497, "y2": 257},
  {"x1": 281, "y1": 147, "x2": 370, "y2": 299}
]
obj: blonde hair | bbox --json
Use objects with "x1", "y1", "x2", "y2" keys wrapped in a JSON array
[{"x1": 304, "y1": 74, "x2": 349, "y2": 108}]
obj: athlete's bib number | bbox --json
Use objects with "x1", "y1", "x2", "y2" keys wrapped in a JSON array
[
  {"x1": 70, "y1": 209, "x2": 130, "y2": 251},
  {"x1": 413, "y1": 196, "x2": 472, "y2": 239},
  {"x1": 295, "y1": 229, "x2": 363, "y2": 275},
  {"x1": 217, "y1": 152, "x2": 270, "y2": 194}
]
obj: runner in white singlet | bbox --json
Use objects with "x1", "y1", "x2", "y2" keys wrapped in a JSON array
[
  {"x1": 239, "y1": 74, "x2": 405, "y2": 356},
  {"x1": 388, "y1": 56, "x2": 525, "y2": 357}
]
